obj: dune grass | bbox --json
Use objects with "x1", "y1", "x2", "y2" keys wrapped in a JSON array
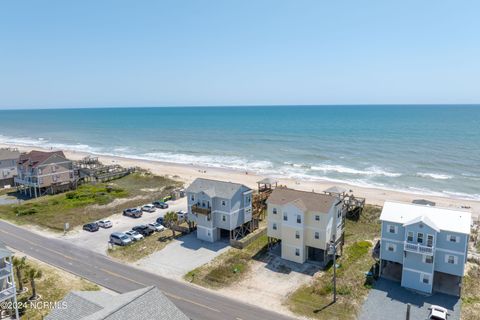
[
  {"x1": 286, "y1": 204, "x2": 381, "y2": 320},
  {"x1": 461, "y1": 264, "x2": 480, "y2": 320}
]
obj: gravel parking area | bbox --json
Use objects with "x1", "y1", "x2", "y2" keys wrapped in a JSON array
[
  {"x1": 60, "y1": 197, "x2": 188, "y2": 254},
  {"x1": 359, "y1": 278, "x2": 461, "y2": 320}
]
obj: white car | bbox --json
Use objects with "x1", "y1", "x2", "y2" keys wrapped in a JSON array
[
  {"x1": 148, "y1": 222, "x2": 165, "y2": 232},
  {"x1": 176, "y1": 210, "x2": 187, "y2": 221},
  {"x1": 125, "y1": 230, "x2": 144, "y2": 241},
  {"x1": 141, "y1": 204, "x2": 156, "y2": 213},
  {"x1": 96, "y1": 220, "x2": 113, "y2": 228},
  {"x1": 428, "y1": 305, "x2": 449, "y2": 320}
]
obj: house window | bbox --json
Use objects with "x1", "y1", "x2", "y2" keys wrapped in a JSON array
[
  {"x1": 191, "y1": 195, "x2": 194, "y2": 201},
  {"x1": 315, "y1": 215, "x2": 320, "y2": 221},
  {"x1": 424, "y1": 255, "x2": 433, "y2": 264},
  {"x1": 427, "y1": 235, "x2": 434, "y2": 247},
  {"x1": 283, "y1": 213, "x2": 287, "y2": 221},
  {"x1": 273, "y1": 208, "x2": 277, "y2": 214},
  {"x1": 273, "y1": 223, "x2": 277, "y2": 230},
  {"x1": 407, "y1": 231, "x2": 414, "y2": 242},
  {"x1": 297, "y1": 215, "x2": 301, "y2": 223},
  {"x1": 295, "y1": 231, "x2": 300, "y2": 239},
  {"x1": 421, "y1": 274, "x2": 430, "y2": 285},
  {"x1": 246, "y1": 196, "x2": 251, "y2": 204},
  {"x1": 417, "y1": 232, "x2": 424, "y2": 244},
  {"x1": 222, "y1": 215, "x2": 226, "y2": 222},
  {"x1": 446, "y1": 255, "x2": 457, "y2": 264},
  {"x1": 53, "y1": 175, "x2": 58, "y2": 182},
  {"x1": 337, "y1": 210, "x2": 341, "y2": 219},
  {"x1": 388, "y1": 225, "x2": 397, "y2": 234},
  {"x1": 447, "y1": 235, "x2": 459, "y2": 243},
  {"x1": 38, "y1": 168, "x2": 42, "y2": 175},
  {"x1": 314, "y1": 232, "x2": 319, "y2": 239},
  {"x1": 387, "y1": 243, "x2": 396, "y2": 252},
  {"x1": 295, "y1": 248, "x2": 300, "y2": 256},
  {"x1": 221, "y1": 200, "x2": 226, "y2": 206}
]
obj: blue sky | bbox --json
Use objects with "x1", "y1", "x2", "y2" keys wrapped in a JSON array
[{"x1": 1, "y1": 1, "x2": 479, "y2": 109}]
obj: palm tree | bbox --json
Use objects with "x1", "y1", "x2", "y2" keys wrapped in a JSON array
[
  {"x1": 164, "y1": 211, "x2": 179, "y2": 237},
  {"x1": 26, "y1": 266, "x2": 42, "y2": 300},
  {"x1": 12, "y1": 256, "x2": 27, "y2": 292}
]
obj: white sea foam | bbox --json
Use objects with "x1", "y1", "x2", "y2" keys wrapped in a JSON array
[
  {"x1": 417, "y1": 172, "x2": 453, "y2": 180},
  {"x1": 310, "y1": 164, "x2": 401, "y2": 177}
]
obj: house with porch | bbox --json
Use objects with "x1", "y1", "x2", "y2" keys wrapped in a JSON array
[
  {"x1": 266, "y1": 187, "x2": 345, "y2": 265},
  {"x1": 379, "y1": 201, "x2": 471, "y2": 296},
  {"x1": 0, "y1": 148, "x2": 20, "y2": 188},
  {"x1": 186, "y1": 178, "x2": 253, "y2": 242},
  {"x1": 0, "y1": 241, "x2": 19, "y2": 319},
  {"x1": 15, "y1": 150, "x2": 75, "y2": 197}
]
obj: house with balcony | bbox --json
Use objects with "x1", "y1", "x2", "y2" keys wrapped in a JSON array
[
  {"x1": 186, "y1": 178, "x2": 253, "y2": 242},
  {"x1": 379, "y1": 201, "x2": 471, "y2": 296},
  {"x1": 266, "y1": 187, "x2": 345, "y2": 265},
  {"x1": 15, "y1": 150, "x2": 75, "y2": 198},
  {"x1": 0, "y1": 242, "x2": 19, "y2": 319},
  {"x1": 0, "y1": 148, "x2": 20, "y2": 188}
]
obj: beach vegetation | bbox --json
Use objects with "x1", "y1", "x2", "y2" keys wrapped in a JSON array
[{"x1": 461, "y1": 264, "x2": 480, "y2": 320}]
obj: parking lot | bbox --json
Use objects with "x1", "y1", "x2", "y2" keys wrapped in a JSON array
[
  {"x1": 359, "y1": 278, "x2": 461, "y2": 320},
  {"x1": 61, "y1": 197, "x2": 188, "y2": 254}
]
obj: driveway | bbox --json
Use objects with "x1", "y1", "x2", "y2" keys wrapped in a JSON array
[
  {"x1": 60, "y1": 197, "x2": 188, "y2": 253},
  {"x1": 359, "y1": 278, "x2": 461, "y2": 320},
  {"x1": 135, "y1": 232, "x2": 231, "y2": 280}
]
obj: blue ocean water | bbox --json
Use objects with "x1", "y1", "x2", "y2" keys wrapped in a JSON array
[{"x1": 0, "y1": 105, "x2": 479, "y2": 200}]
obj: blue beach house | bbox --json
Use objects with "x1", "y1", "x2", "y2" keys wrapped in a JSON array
[{"x1": 379, "y1": 201, "x2": 471, "y2": 296}]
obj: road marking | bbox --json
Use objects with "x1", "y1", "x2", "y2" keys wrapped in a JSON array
[
  {"x1": 99, "y1": 267, "x2": 147, "y2": 286},
  {"x1": 165, "y1": 292, "x2": 221, "y2": 313}
]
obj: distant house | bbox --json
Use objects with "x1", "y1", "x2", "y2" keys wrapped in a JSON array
[
  {"x1": 46, "y1": 286, "x2": 189, "y2": 320},
  {"x1": 186, "y1": 178, "x2": 253, "y2": 242},
  {"x1": 0, "y1": 148, "x2": 20, "y2": 188},
  {"x1": 379, "y1": 201, "x2": 471, "y2": 296},
  {"x1": 266, "y1": 187, "x2": 345, "y2": 265},
  {"x1": 14, "y1": 150, "x2": 75, "y2": 197},
  {"x1": 0, "y1": 241, "x2": 19, "y2": 319}
]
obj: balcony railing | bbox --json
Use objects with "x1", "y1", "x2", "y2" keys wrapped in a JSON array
[
  {"x1": 191, "y1": 205, "x2": 211, "y2": 215},
  {"x1": 0, "y1": 287, "x2": 16, "y2": 301},
  {"x1": 404, "y1": 241, "x2": 434, "y2": 255}
]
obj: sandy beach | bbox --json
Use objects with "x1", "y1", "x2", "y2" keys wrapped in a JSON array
[{"x1": 2, "y1": 143, "x2": 479, "y2": 219}]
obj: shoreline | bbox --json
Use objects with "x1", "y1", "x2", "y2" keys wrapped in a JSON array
[{"x1": 1, "y1": 143, "x2": 479, "y2": 218}]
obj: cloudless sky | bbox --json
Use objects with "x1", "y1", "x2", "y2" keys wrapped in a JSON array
[{"x1": 1, "y1": 1, "x2": 480, "y2": 109}]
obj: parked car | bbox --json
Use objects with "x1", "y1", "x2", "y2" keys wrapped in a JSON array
[
  {"x1": 97, "y1": 220, "x2": 113, "y2": 228},
  {"x1": 148, "y1": 222, "x2": 165, "y2": 232},
  {"x1": 176, "y1": 210, "x2": 187, "y2": 221},
  {"x1": 83, "y1": 222, "x2": 99, "y2": 232},
  {"x1": 156, "y1": 216, "x2": 164, "y2": 225},
  {"x1": 125, "y1": 230, "x2": 144, "y2": 241},
  {"x1": 428, "y1": 305, "x2": 449, "y2": 320},
  {"x1": 123, "y1": 208, "x2": 143, "y2": 218},
  {"x1": 141, "y1": 204, "x2": 156, "y2": 213},
  {"x1": 109, "y1": 232, "x2": 133, "y2": 246},
  {"x1": 152, "y1": 201, "x2": 168, "y2": 209},
  {"x1": 132, "y1": 225, "x2": 154, "y2": 237}
]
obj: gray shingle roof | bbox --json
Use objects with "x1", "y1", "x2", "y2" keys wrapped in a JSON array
[
  {"x1": 46, "y1": 287, "x2": 189, "y2": 320},
  {"x1": 186, "y1": 178, "x2": 251, "y2": 199},
  {"x1": 267, "y1": 187, "x2": 337, "y2": 213},
  {"x1": 0, "y1": 148, "x2": 20, "y2": 161}
]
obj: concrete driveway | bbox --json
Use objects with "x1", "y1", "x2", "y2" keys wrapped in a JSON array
[
  {"x1": 359, "y1": 278, "x2": 461, "y2": 320},
  {"x1": 135, "y1": 232, "x2": 230, "y2": 280},
  {"x1": 60, "y1": 197, "x2": 188, "y2": 253}
]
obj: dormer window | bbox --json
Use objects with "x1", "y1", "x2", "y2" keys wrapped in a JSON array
[{"x1": 221, "y1": 200, "x2": 226, "y2": 206}]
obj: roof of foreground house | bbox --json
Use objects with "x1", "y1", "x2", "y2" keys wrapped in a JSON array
[
  {"x1": 0, "y1": 241, "x2": 12, "y2": 260},
  {"x1": 0, "y1": 148, "x2": 20, "y2": 161},
  {"x1": 186, "y1": 178, "x2": 251, "y2": 199},
  {"x1": 18, "y1": 150, "x2": 67, "y2": 168},
  {"x1": 266, "y1": 187, "x2": 338, "y2": 213},
  {"x1": 380, "y1": 201, "x2": 471, "y2": 234},
  {"x1": 46, "y1": 286, "x2": 189, "y2": 320}
]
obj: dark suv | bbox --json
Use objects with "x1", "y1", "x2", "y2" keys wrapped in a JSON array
[
  {"x1": 152, "y1": 201, "x2": 169, "y2": 209},
  {"x1": 132, "y1": 225, "x2": 154, "y2": 237},
  {"x1": 83, "y1": 222, "x2": 99, "y2": 232},
  {"x1": 123, "y1": 208, "x2": 143, "y2": 218}
]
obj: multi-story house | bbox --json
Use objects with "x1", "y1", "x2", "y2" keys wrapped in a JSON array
[
  {"x1": 0, "y1": 148, "x2": 20, "y2": 188},
  {"x1": 0, "y1": 242, "x2": 19, "y2": 319},
  {"x1": 15, "y1": 150, "x2": 75, "y2": 198},
  {"x1": 266, "y1": 187, "x2": 345, "y2": 265},
  {"x1": 379, "y1": 201, "x2": 471, "y2": 296},
  {"x1": 186, "y1": 178, "x2": 253, "y2": 242}
]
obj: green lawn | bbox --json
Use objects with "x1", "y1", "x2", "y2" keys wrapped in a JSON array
[
  {"x1": 0, "y1": 172, "x2": 180, "y2": 231},
  {"x1": 286, "y1": 204, "x2": 382, "y2": 320},
  {"x1": 185, "y1": 233, "x2": 268, "y2": 288}
]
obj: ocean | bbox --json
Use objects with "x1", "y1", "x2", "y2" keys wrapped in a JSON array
[{"x1": 0, "y1": 105, "x2": 479, "y2": 200}]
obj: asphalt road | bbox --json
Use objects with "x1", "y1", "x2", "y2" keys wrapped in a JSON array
[{"x1": 0, "y1": 220, "x2": 296, "y2": 320}]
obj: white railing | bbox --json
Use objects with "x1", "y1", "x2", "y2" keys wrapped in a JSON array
[
  {"x1": 404, "y1": 242, "x2": 434, "y2": 255},
  {"x1": 0, "y1": 287, "x2": 15, "y2": 301}
]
